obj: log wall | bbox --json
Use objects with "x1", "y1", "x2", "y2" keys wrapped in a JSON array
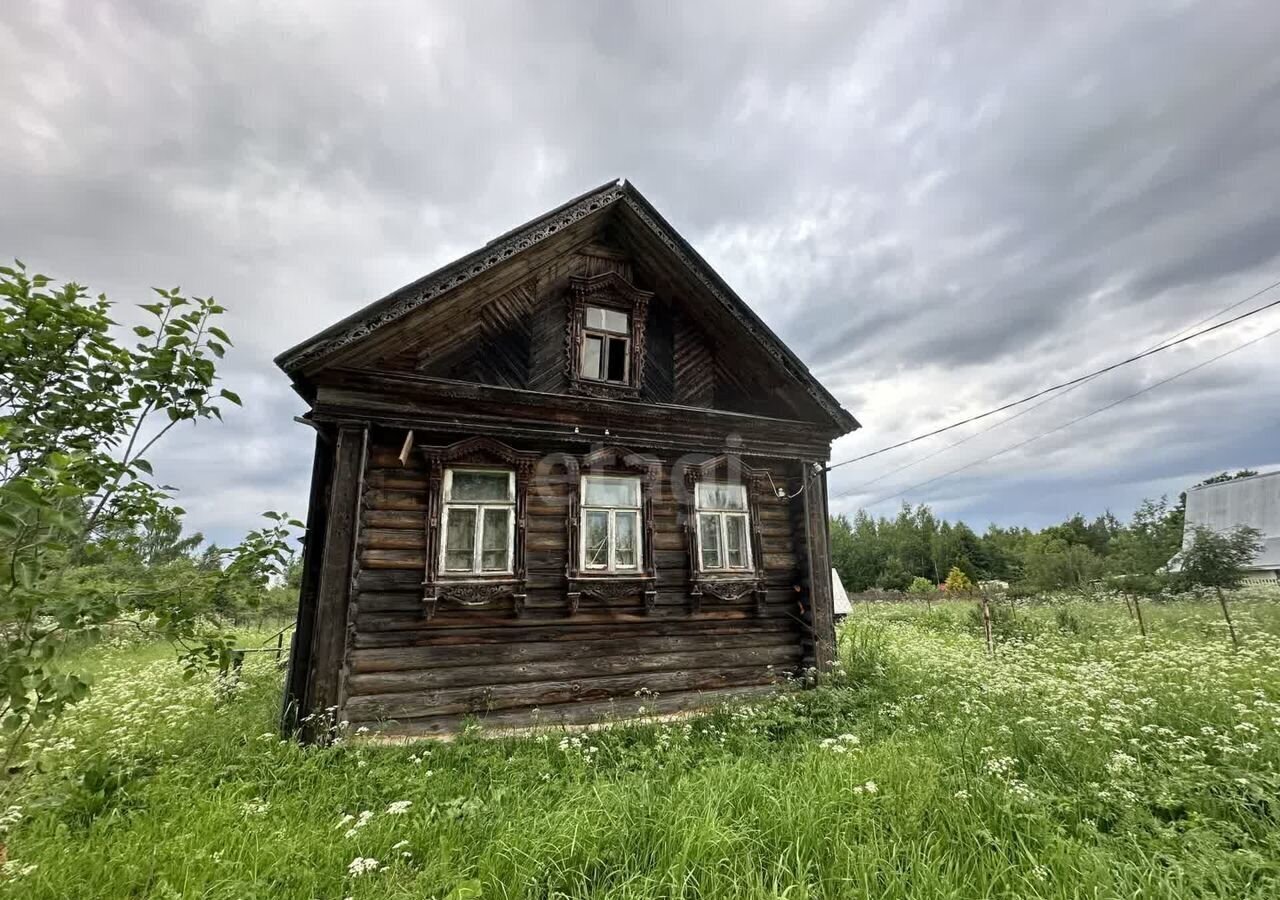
[{"x1": 340, "y1": 433, "x2": 811, "y2": 733}]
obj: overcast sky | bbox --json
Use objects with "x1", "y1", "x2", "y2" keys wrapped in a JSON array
[{"x1": 4, "y1": 1, "x2": 1279, "y2": 545}]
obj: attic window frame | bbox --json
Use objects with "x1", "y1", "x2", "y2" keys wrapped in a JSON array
[
  {"x1": 580, "y1": 306, "x2": 631, "y2": 385},
  {"x1": 566, "y1": 273, "x2": 652, "y2": 400}
]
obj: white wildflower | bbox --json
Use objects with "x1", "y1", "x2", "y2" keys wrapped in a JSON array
[{"x1": 347, "y1": 856, "x2": 380, "y2": 877}]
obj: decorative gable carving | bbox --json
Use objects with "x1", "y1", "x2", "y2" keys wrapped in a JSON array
[{"x1": 565, "y1": 272, "x2": 653, "y2": 401}]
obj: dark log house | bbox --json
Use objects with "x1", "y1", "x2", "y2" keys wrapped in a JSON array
[{"x1": 276, "y1": 180, "x2": 859, "y2": 737}]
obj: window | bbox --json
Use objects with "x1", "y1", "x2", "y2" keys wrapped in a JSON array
[
  {"x1": 440, "y1": 469, "x2": 515, "y2": 575},
  {"x1": 580, "y1": 475, "x2": 641, "y2": 572},
  {"x1": 580, "y1": 305, "x2": 630, "y2": 383},
  {"x1": 695, "y1": 482, "x2": 752, "y2": 571}
]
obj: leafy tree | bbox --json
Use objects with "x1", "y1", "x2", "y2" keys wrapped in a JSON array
[
  {"x1": 1176, "y1": 526, "x2": 1264, "y2": 648},
  {"x1": 943, "y1": 565, "x2": 974, "y2": 594},
  {"x1": 0, "y1": 262, "x2": 296, "y2": 754}
]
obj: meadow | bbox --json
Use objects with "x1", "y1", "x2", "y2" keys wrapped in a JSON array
[{"x1": 2, "y1": 593, "x2": 1278, "y2": 899}]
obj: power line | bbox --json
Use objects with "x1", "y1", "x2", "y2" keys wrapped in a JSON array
[
  {"x1": 824, "y1": 279, "x2": 1280, "y2": 472},
  {"x1": 836, "y1": 323, "x2": 1280, "y2": 507},
  {"x1": 837, "y1": 278, "x2": 1279, "y2": 495}
]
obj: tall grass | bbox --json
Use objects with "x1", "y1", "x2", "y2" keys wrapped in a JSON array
[{"x1": 2, "y1": 599, "x2": 1278, "y2": 898}]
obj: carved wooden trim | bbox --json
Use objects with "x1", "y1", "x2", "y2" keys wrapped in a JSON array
[
  {"x1": 420, "y1": 436, "x2": 537, "y2": 620},
  {"x1": 679, "y1": 454, "x2": 769, "y2": 614},
  {"x1": 423, "y1": 581, "x2": 524, "y2": 620},
  {"x1": 279, "y1": 181, "x2": 626, "y2": 372},
  {"x1": 565, "y1": 272, "x2": 653, "y2": 400},
  {"x1": 567, "y1": 446, "x2": 660, "y2": 613}
]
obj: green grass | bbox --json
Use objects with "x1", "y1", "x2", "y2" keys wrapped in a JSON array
[{"x1": 3, "y1": 596, "x2": 1279, "y2": 898}]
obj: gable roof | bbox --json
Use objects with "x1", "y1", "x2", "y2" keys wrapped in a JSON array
[{"x1": 275, "y1": 178, "x2": 858, "y2": 433}]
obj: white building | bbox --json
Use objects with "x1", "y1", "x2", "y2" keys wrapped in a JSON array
[{"x1": 1179, "y1": 470, "x2": 1280, "y2": 583}]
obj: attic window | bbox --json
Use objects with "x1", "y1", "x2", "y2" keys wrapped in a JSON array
[{"x1": 581, "y1": 306, "x2": 630, "y2": 384}]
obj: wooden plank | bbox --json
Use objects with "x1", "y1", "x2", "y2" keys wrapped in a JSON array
[
  {"x1": 281, "y1": 429, "x2": 334, "y2": 733},
  {"x1": 352, "y1": 616, "x2": 795, "y2": 649},
  {"x1": 343, "y1": 665, "x2": 784, "y2": 720},
  {"x1": 307, "y1": 424, "x2": 368, "y2": 726},
  {"x1": 362, "y1": 489, "x2": 426, "y2": 511},
  {"x1": 349, "y1": 630, "x2": 797, "y2": 671},
  {"x1": 361, "y1": 528, "x2": 424, "y2": 550},
  {"x1": 362, "y1": 509, "x2": 425, "y2": 530},
  {"x1": 347, "y1": 645, "x2": 800, "y2": 693},
  {"x1": 801, "y1": 464, "x2": 835, "y2": 670},
  {"x1": 365, "y1": 469, "x2": 426, "y2": 491},
  {"x1": 313, "y1": 375, "x2": 839, "y2": 459},
  {"x1": 360, "y1": 548, "x2": 426, "y2": 569},
  {"x1": 366, "y1": 684, "x2": 790, "y2": 735},
  {"x1": 355, "y1": 603, "x2": 797, "y2": 632}
]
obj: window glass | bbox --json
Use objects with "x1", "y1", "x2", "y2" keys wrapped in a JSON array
[
  {"x1": 582, "y1": 335, "x2": 603, "y2": 380},
  {"x1": 725, "y1": 515, "x2": 748, "y2": 568},
  {"x1": 605, "y1": 338, "x2": 628, "y2": 381},
  {"x1": 602, "y1": 309, "x2": 629, "y2": 333},
  {"x1": 699, "y1": 514, "x2": 721, "y2": 569},
  {"x1": 450, "y1": 470, "x2": 511, "y2": 502},
  {"x1": 584, "y1": 510, "x2": 610, "y2": 568},
  {"x1": 615, "y1": 512, "x2": 637, "y2": 568},
  {"x1": 583, "y1": 475, "x2": 639, "y2": 507},
  {"x1": 481, "y1": 508, "x2": 511, "y2": 571},
  {"x1": 585, "y1": 306, "x2": 607, "y2": 330},
  {"x1": 444, "y1": 507, "x2": 476, "y2": 571},
  {"x1": 697, "y1": 482, "x2": 746, "y2": 511}
]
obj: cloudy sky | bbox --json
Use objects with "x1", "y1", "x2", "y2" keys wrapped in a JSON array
[{"x1": 4, "y1": 0, "x2": 1279, "y2": 544}]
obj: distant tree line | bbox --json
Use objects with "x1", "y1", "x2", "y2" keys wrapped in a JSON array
[{"x1": 830, "y1": 470, "x2": 1259, "y2": 596}]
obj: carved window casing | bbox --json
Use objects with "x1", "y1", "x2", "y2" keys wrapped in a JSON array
[
  {"x1": 566, "y1": 272, "x2": 652, "y2": 400},
  {"x1": 421, "y1": 437, "x2": 537, "y2": 620},
  {"x1": 681, "y1": 455, "x2": 769, "y2": 615},
  {"x1": 566, "y1": 446, "x2": 659, "y2": 614}
]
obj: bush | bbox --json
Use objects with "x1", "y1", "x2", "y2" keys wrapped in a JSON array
[{"x1": 907, "y1": 576, "x2": 934, "y2": 595}]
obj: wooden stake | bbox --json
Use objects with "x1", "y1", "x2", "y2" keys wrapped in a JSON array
[
  {"x1": 1130, "y1": 592, "x2": 1146, "y2": 638},
  {"x1": 979, "y1": 587, "x2": 994, "y2": 656},
  {"x1": 1215, "y1": 586, "x2": 1239, "y2": 649}
]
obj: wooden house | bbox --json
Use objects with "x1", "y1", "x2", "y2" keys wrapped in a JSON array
[{"x1": 275, "y1": 179, "x2": 859, "y2": 737}]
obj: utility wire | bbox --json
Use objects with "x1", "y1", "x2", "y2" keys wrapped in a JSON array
[
  {"x1": 838, "y1": 279, "x2": 1280, "y2": 495},
  {"x1": 823, "y1": 280, "x2": 1280, "y2": 472},
  {"x1": 837, "y1": 323, "x2": 1280, "y2": 507}
]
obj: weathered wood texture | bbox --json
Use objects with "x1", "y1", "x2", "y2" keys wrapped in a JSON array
[
  {"x1": 800, "y1": 464, "x2": 836, "y2": 671},
  {"x1": 339, "y1": 430, "x2": 809, "y2": 730},
  {"x1": 327, "y1": 228, "x2": 823, "y2": 424},
  {"x1": 305, "y1": 424, "x2": 368, "y2": 728},
  {"x1": 281, "y1": 428, "x2": 334, "y2": 732}
]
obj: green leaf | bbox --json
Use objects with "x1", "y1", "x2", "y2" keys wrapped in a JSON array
[
  {"x1": 133, "y1": 326, "x2": 154, "y2": 338},
  {"x1": 133, "y1": 458, "x2": 154, "y2": 475},
  {"x1": 219, "y1": 389, "x2": 242, "y2": 406}
]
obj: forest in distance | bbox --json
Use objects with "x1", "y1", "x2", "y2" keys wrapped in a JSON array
[{"x1": 830, "y1": 470, "x2": 1260, "y2": 595}]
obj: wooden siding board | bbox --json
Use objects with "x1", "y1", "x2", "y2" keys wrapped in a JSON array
[
  {"x1": 372, "y1": 684, "x2": 789, "y2": 736},
  {"x1": 306, "y1": 424, "x2": 368, "y2": 726}
]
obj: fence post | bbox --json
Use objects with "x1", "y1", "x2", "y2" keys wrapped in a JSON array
[{"x1": 979, "y1": 586, "x2": 994, "y2": 656}]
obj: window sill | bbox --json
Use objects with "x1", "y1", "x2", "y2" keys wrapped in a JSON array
[{"x1": 435, "y1": 574, "x2": 517, "y2": 582}]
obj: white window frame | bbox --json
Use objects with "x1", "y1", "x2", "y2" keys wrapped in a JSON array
[
  {"x1": 579, "y1": 474, "x2": 642, "y2": 573},
  {"x1": 439, "y1": 467, "x2": 516, "y2": 577},
  {"x1": 580, "y1": 305, "x2": 631, "y2": 385},
  {"x1": 695, "y1": 482, "x2": 753, "y2": 573}
]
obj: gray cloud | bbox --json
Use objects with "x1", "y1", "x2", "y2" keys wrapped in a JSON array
[{"x1": 2, "y1": 0, "x2": 1279, "y2": 543}]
